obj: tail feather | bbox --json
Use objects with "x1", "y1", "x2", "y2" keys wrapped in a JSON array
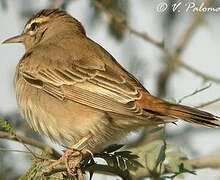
[
  {"x1": 137, "y1": 93, "x2": 220, "y2": 128},
  {"x1": 167, "y1": 103, "x2": 220, "y2": 128}
]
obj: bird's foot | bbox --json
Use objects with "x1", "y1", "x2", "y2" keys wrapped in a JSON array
[
  {"x1": 46, "y1": 133, "x2": 93, "y2": 179},
  {"x1": 48, "y1": 148, "x2": 83, "y2": 179}
]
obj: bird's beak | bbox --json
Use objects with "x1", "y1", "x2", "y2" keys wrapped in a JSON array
[{"x1": 2, "y1": 34, "x2": 26, "y2": 44}]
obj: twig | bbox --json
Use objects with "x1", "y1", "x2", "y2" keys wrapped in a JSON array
[
  {"x1": 178, "y1": 83, "x2": 212, "y2": 104},
  {"x1": 158, "y1": 0, "x2": 213, "y2": 96},
  {"x1": 43, "y1": 163, "x2": 132, "y2": 180},
  {"x1": 0, "y1": 147, "x2": 30, "y2": 153},
  {"x1": 0, "y1": 131, "x2": 60, "y2": 159},
  {"x1": 176, "y1": 0, "x2": 214, "y2": 53},
  {"x1": 91, "y1": 0, "x2": 220, "y2": 85},
  {"x1": 184, "y1": 155, "x2": 220, "y2": 169}
]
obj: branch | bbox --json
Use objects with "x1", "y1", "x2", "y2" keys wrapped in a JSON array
[
  {"x1": 132, "y1": 154, "x2": 220, "y2": 180},
  {"x1": 91, "y1": 0, "x2": 220, "y2": 85},
  {"x1": 0, "y1": 147, "x2": 30, "y2": 153},
  {"x1": 1, "y1": 129, "x2": 131, "y2": 179},
  {"x1": 185, "y1": 155, "x2": 220, "y2": 169},
  {"x1": 43, "y1": 163, "x2": 132, "y2": 180},
  {"x1": 158, "y1": 0, "x2": 214, "y2": 96},
  {"x1": 0, "y1": 131, "x2": 60, "y2": 159},
  {"x1": 177, "y1": 0, "x2": 214, "y2": 53}
]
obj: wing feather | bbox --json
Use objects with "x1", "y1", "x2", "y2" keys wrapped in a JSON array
[{"x1": 18, "y1": 45, "x2": 145, "y2": 118}]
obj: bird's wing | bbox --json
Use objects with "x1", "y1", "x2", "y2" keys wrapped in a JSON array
[{"x1": 18, "y1": 45, "x2": 150, "y2": 119}]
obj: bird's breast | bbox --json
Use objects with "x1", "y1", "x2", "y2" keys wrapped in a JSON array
[{"x1": 14, "y1": 71, "x2": 125, "y2": 151}]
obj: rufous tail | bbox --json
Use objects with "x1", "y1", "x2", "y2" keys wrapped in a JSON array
[{"x1": 137, "y1": 92, "x2": 220, "y2": 128}]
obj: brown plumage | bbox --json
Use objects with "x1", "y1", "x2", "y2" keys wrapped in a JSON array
[{"x1": 3, "y1": 9, "x2": 219, "y2": 152}]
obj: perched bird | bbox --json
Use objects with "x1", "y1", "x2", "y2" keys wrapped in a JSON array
[{"x1": 3, "y1": 9, "x2": 219, "y2": 154}]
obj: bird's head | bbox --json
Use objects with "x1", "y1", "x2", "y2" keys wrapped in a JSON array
[{"x1": 3, "y1": 9, "x2": 86, "y2": 49}]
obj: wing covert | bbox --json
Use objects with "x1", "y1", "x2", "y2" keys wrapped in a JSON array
[{"x1": 18, "y1": 45, "x2": 144, "y2": 118}]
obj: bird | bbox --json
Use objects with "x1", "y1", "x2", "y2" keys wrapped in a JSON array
[{"x1": 3, "y1": 8, "x2": 219, "y2": 164}]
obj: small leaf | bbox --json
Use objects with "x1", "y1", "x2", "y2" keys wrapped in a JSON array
[
  {"x1": 132, "y1": 140, "x2": 163, "y2": 154},
  {"x1": 18, "y1": 164, "x2": 36, "y2": 180},
  {"x1": 179, "y1": 163, "x2": 196, "y2": 175},
  {"x1": 127, "y1": 160, "x2": 138, "y2": 175},
  {"x1": 111, "y1": 156, "x2": 119, "y2": 168},
  {"x1": 155, "y1": 144, "x2": 166, "y2": 167},
  {"x1": 129, "y1": 159, "x2": 144, "y2": 168},
  {"x1": 118, "y1": 157, "x2": 126, "y2": 170}
]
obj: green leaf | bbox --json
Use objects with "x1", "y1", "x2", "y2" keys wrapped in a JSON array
[
  {"x1": 0, "y1": 117, "x2": 16, "y2": 136},
  {"x1": 18, "y1": 164, "x2": 36, "y2": 180},
  {"x1": 179, "y1": 163, "x2": 196, "y2": 175},
  {"x1": 145, "y1": 148, "x2": 160, "y2": 172},
  {"x1": 111, "y1": 156, "x2": 119, "y2": 168},
  {"x1": 166, "y1": 151, "x2": 187, "y2": 172},
  {"x1": 155, "y1": 144, "x2": 166, "y2": 167},
  {"x1": 129, "y1": 159, "x2": 144, "y2": 168},
  {"x1": 118, "y1": 157, "x2": 126, "y2": 170}
]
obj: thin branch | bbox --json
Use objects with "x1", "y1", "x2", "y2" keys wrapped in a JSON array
[
  {"x1": 0, "y1": 131, "x2": 60, "y2": 159},
  {"x1": 176, "y1": 0, "x2": 214, "y2": 54},
  {"x1": 44, "y1": 163, "x2": 132, "y2": 180},
  {"x1": 158, "y1": 0, "x2": 214, "y2": 96},
  {"x1": 0, "y1": 147, "x2": 30, "y2": 153},
  {"x1": 91, "y1": 0, "x2": 220, "y2": 85},
  {"x1": 178, "y1": 83, "x2": 212, "y2": 104},
  {"x1": 185, "y1": 155, "x2": 220, "y2": 169}
]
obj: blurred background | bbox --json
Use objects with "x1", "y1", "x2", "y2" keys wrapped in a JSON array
[{"x1": 0, "y1": 0, "x2": 220, "y2": 179}]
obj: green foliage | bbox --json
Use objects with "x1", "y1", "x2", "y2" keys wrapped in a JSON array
[
  {"x1": 1, "y1": 116, "x2": 196, "y2": 179},
  {"x1": 128, "y1": 127, "x2": 195, "y2": 179},
  {"x1": 18, "y1": 152, "x2": 65, "y2": 180},
  {"x1": 95, "y1": 144, "x2": 143, "y2": 175},
  {"x1": 0, "y1": 117, "x2": 16, "y2": 136}
]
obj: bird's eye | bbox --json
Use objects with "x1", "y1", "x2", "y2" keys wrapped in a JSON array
[{"x1": 30, "y1": 22, "x2": 38, "y2": 31}]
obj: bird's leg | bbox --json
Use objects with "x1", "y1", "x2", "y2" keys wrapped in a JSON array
[{"x1": 46, "y1": 133, "x2": 93, "y2": 179}]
